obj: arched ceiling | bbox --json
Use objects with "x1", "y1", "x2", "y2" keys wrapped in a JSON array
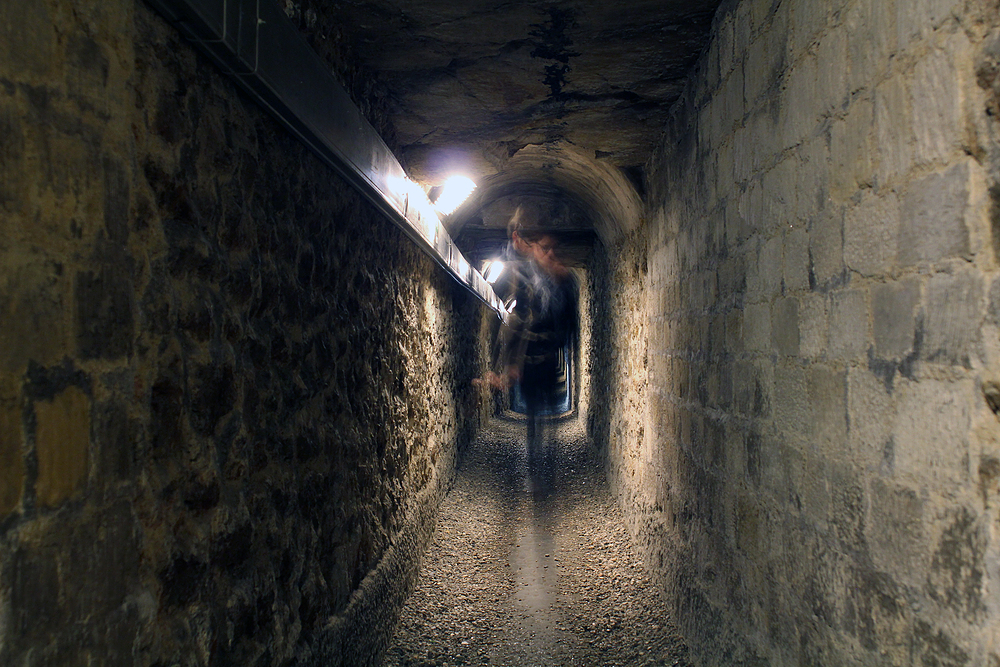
[
  {"x1": 447, "y1": 142, "x2": 644, "y2": 266},
  {"x1": 306, "y1": 0, "x2": 723, "y2": 264}
]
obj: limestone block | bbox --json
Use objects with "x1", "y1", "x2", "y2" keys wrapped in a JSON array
[
  {"x1": 783, "y1": 226, "x2": 810, "y2": 292},
  {"x1": 829, "y1": 96, "x2": 875, "y2": 201},
  {"x1": 93, "y1": 399, "x2": 133, "y2": 486},
  {"x1": 789, "y1": 0, "x2": 829, "y2": 57},
  {"x1": 779, "y1": 53, "x2": 818, "y2": 151},
  {"x1": 899, "y1": 162, "x2": 971, "y2": 266},
  {"x1": 735, "y1": 491, "x2": 767, "y2": 559},
  {"x1": 816, "y1": 25, "x2": 849, "y2": 116},
  {"x1": 809, "y1": 366, "x2": 847, "y2": 454},
  {"x1": 989, "y1": 275, "x2": 1000, "y2": 326},
  {"x1": 0, "y1": 399, "x2": 24, "y2": 516},
  {"x1": 650, "y1": 389, "x2": 676, "y2": 447},
  {"x1": 798, "y1": 292, "x2": 829, "y2": 359},
  {"x1": 872, "y1": 278, "x2": 920, "y2": 361},
  {"x1": 744, "y1": 14, "x2": 787, "y2": 107},
  {"x1": 60, "y1": 503, "x2": 141, "y2": 639},
  {"x1": 690, "y1": 270, "x2": 706, "y2": 311},
  {"x1": 715, "y1": 141, "x2": 735, "y2": 201},
  {"x1": 874, "y1": 74, "x2": 913, "y2": 187},
  {"x1": 661, "y1": 282, "x2": 681, "y2": 318},
  {"x1": 718, "y1": 13, "x2": 735, "y2": 77},
  {"x1": 725, "y1": 309, "x2": 744, "y2": 354},
  {"x1": 66, "y1": 33, "x2": 112, "y2": 112},
  {"x1": 828, "y1": 463, "x2": 869, "y2": 551},
  {"x1": 774, "y1": 363, "x2": 810, "y2": 438},
  {"x1": 892, "y1": 377, "x2": 972, "y2": 486},
  {"x1": 744, "y1": 302, "x2": 771, "y2": 353},
  {"x1": 924, "y1": 506, "x2": 989, "y2": 621},
  {"x1": 896, "y1": 0, "x2": 962, "y2": 47},
  {"x1": 761, "y1": 235, "x2": 784, "y2": 299},
  {"x1": 21, "y1": 98, "x2": 104, "y2": 207},
  {"x1": 910, "y1": 39, "x2": 966, "y2": 167},
  {"x1": 749, "y1": 0, "x2": 776, "y2": 35},
  {"x1": 763, "y1": 158, "x2": 798, "y2": 232},
  {"x1": 739, "y1": 181, "x2": 764, "y2": 240},
  {"x1": 701, "y1": 46, "x2": 723, "y2": 108},
  {"x1": 702, "y1": 98, "x2": 719, "y2": 153},
  {"x1": 828, "y1": 289, "x2": 868, "y2": 360},
  {"x1": 809, "y1": 208, "x2": 845, "y2": 290},
  {"x1": 705, "y1": 270, "x2": 720, "y2": 310},
  {"x1": 922, "y1": 269, "x2": 983, "y2": 366},
  {"x1": 102, "y1": 157, "x2": 130, "y2": 245},
  {"x1": 748, "y1": 110, "x2": 776, "y2": 176},
  {"x1": 734, "y1": 360, "x2": 772, "y2": 418},
  {"x1": 0, "y1": 105, "x2": 26, "y2": 214},
  {"x1": 794, "y1": 136, "x2": 829, "y2": 224},
  {"x1": 725, "y1": 65, "x2": 746, "y2": 137},
  {"x1": 650, "y1": 243, "x2": 675, "y2": 290},
  {"x1": 771, "y1": 297, "x2": 800, "y2": 357},
  {"x1": 718, "y1": 253, "x2": 748, "y2": 301},
  {"x1": 845, "y1": 190, "x2": 901, "y2": 277},
  {"x1": 733, "y1": 125, "x2": 754, "y2": 185},
  {"x1": 733, "y1": 1, "x2": 754, "y2": 66},
  {"x1": 75, "y1": 265, "x2": 135, "y2": 360},
  {"x1": 4, "y1": 544, "x2": 64, "y2": 652},
  {"x1": 783, "y1": 444, "x2": 831, "y2": 530},
  {"x1": 0, "y1": 262, "x2": 71, "y2": 373},
  {"x1": 846, "y1": 0, "x2": 897, "y2": 95},
  {"x1": 35, "y1": 386, "x2": 90, "y2": 507},
  {"x1": 0, "y1": 2, "x2": 56, "y2": 79},
  {"x1": 847, "y1": 367, "x2": 895, "y2": 469}
]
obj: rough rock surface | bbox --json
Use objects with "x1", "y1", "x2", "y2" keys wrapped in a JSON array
[
  {"x1": 598, "y1": 0, "x2": 1000, "y2": 664},
  {"x1": 385, "y1": 415, "x2": 690, "y2": 666},
  {"x1": 317, "y1": 0, "x2": 722, "y2": 182},
  {"x1": 0, "y1": 2, "x2": 490, "y2": 664}
]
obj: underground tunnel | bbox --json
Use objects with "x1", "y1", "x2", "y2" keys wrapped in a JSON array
[{"x1": 2, "y1": 0, "x2": 1000, "y2": 665}]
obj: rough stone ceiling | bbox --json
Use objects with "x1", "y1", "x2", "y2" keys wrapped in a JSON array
[{"x1": 323, "y1": 0, "x2": 723, "y2": 262}]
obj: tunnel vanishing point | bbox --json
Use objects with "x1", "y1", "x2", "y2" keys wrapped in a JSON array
[{"x1": 3, "y1": 0, "x2": 1000, "y2": 665}]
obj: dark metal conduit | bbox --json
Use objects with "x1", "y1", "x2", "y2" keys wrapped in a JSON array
[{"x1": 145, "y1": 0, "x2": 505, "y2": 317}]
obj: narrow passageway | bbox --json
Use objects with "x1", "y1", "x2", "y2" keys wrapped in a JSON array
[
  {"x1": 385, "y1": 415, "x2": 690, "y2": 667},
  {"x1": 6, "y1": 1, "x2": 1000, "y2": 665}
]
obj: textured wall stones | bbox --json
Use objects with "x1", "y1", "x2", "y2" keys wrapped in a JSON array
[
  {"x1": 873, "y1": 278, "x2": 921, "y2": 361},
  {"x1": 0, "y1": 391, "x2": 24, "y2": 517},
  {"x1": 596, "y1": 0, "x2": 1000, "y2": 664},
  {"x1": 0, "y1": 1, "x2": 489, "y2": 665},
  {"x1": 900, "y1": 163, "x2": 973, "y2": 265},
  {"x1": 34, "y1": 385, "x2": 91, "y2": 508}
]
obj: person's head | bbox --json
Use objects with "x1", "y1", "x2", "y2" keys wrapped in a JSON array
[
  {"x1": 508, "y1": 207, "x2": 541, "y2": 257},
  {"x1": 530, "y1": 233, "x2": 570, "y2": 278}
]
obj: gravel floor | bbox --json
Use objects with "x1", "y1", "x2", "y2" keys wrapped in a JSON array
[{"x1": 384, "y1": 414, "x2": 691, "y2": 667}]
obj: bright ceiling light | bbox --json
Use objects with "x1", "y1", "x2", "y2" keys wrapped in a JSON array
[
  {"x1": 484, "y1": 260, "x2": 505, "y2": 284},
  {"x1": 434, "y1": 175, "x2": 477, "y2": 215}
]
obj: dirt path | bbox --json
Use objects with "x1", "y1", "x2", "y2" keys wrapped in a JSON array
[{"x1": 384, "y1": 415, "x2": 691, "y2": 666}]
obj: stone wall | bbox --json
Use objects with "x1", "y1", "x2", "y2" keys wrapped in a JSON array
[
  {"x1": 0, "y1": 1, "x2": 489, "y2": 665},
  {"x1": 605, "y1": 0, "x2": 1000, "y2": 664},
  {"x1": 588, "y1": 230, "x2": 649, "y2": 494}
]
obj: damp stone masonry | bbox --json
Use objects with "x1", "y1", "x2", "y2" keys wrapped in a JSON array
[
  {"x1": 0, "y1": 1, "x2": 490, "y2": 665},
  {"x1": 591, "y1": 0, "x2": 1000, "y2": 664}
]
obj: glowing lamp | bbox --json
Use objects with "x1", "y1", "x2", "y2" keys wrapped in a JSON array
[
  {"x1": 434, "y1": 175, "x2": 477, "y2": 215},
  {"x1": 484, "y1": 260, "x2": 505, "y2": 284}
]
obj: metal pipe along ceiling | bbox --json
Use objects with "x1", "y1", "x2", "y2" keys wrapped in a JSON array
[{"x1": 144, "y1": 0, "x2": 505, "y2": 318}]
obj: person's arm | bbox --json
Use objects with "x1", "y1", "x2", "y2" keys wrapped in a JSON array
[{"x1": 473, "y1": 259, "x2": 531, "y2": 389}]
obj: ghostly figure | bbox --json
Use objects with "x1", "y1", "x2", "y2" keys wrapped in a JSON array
[{"x1": 476, "y1": 209, "x2": 578, "y2": 468}]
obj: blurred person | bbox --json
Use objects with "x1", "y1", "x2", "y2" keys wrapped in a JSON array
[
  {"x1": 474, "y1": 208, "x2": 539, "y2": 392},
  {"x1": 513, "y1": 231, "x2": 577, "y2": 465},
  {"x1": 475, "y1": 214, "x2": 578, "y2": 468}
]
